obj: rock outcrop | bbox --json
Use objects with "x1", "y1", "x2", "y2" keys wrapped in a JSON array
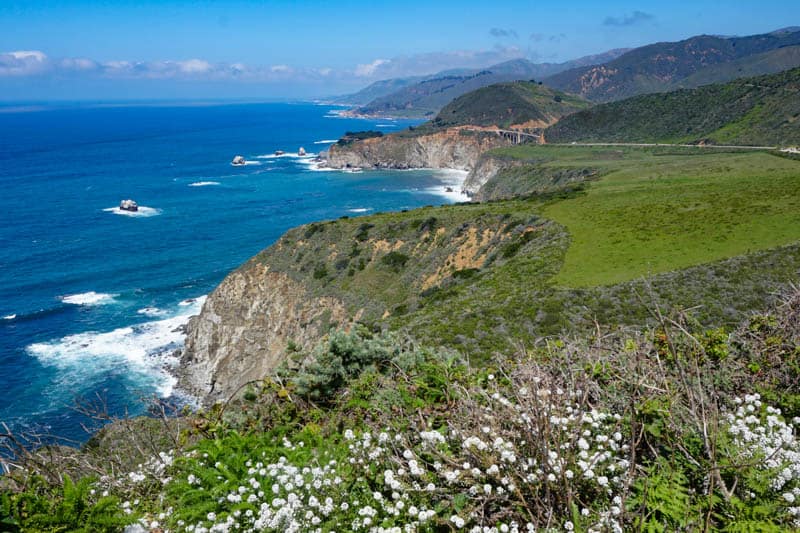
[
  {"x1": 119, "y1": 199, "x2": 138, "y2": 212},
  {"x1": 179, "y1": 261, "x2": 349, "y2": 404},
  {"x1": 326, "y1": 127, "x2": 512, "y2": 172}
]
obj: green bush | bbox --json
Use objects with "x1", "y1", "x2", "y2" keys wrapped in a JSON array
[{"x1": 380, "y1": 251, "x2": 409, "y2": 272}]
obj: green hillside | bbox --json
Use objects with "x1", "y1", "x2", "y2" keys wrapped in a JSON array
[
  {"x1": 428, "y1": 81, "x2": 589, "y2": 129},
  {"x1": 418, "y1": 81, "x2": 589, "y2": 131},
  {"x1": 544, "y1": 29, "x2": 800, "y2": 102},
  {"x1": 671, "y1": 44, "x2": 800, "y2": 89},
  {"x1": 247, "y1": 145, "x2": 800, "y2": 356},
  {"x1": 544, "y1": 67, "x2": 800, "y2": 146}
]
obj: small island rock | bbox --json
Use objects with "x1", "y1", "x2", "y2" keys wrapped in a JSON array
[
  {"x1": 231, "y1": 155, "x2": 246, "y2": 166},
  {"x1": 298, "y1": 147, "x2": 306, "y2": 156},
  {"x1": 119, "y1": 199, "x2": 138, "y2": 212}
]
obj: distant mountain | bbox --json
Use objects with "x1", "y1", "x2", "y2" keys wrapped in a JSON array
[
  {"x1": 544, "y1": 67, "x2": 800, "y2": 147},
  {"x1": 329, "y1": 76, "x2": 429, "y2": 106},
  {"x1": 427, "y1": 81, "x2": 589, "y2": 130},
  {"x1": 544, "y1": 29, "x2": 800, "y2": 102},
  {"x1": 345, "y1": 50, "x2": 628, "y2": 118}
]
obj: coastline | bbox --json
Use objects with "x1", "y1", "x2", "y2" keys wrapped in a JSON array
[{"x1": 0, "y1": 100, "x2": 473, "y2": 443}]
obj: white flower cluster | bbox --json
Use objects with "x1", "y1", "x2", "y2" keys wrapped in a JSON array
[
  {"x1": 727, "y1": 394, "x2": 800, "y2": 526},
  {"x1": 109, "y1": 383, "x2": 631, "y2": 532},
  {"x1": 178, "y1": 450, "x2": 354, "y2": 533},
  {"x1": 100, "y1": 449, "x2": 176, "y2": 519},
  {"x1": 342, "y1": 384, "x2": 631, "y2": 532}
]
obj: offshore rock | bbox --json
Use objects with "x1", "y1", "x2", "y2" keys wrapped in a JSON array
[{"x1": 119, "y1": 199, "x2": 138, "y2": 212}]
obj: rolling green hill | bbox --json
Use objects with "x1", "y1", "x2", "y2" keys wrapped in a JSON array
[
  {"x1": 426, "y1": 81, "x2": 589, "y2": 130},
  {"x1": 544, "y1": 67, "x2": 800, "y2": 146},
  {"x1": 544, "y1": 29, "x2": 800, "y2": 102}
]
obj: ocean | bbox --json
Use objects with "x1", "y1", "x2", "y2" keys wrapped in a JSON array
[{"x1": 0, "y1": 101, "x2": 466, "y2": 444}]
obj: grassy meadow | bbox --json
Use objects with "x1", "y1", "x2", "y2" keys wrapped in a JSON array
[{"x1": 489, "y1": 145, "x2": 800, "y2": 286}]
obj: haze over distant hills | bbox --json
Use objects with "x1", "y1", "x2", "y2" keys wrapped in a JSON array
[
  {"x1": 335, "y1": 28, "x2": 800, "y2": 119},
  {"x1": 334, "y1": 49, "x2": 628, "y2": 117}
]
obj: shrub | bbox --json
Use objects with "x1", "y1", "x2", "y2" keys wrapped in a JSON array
[
  {"x1": 380, "y1": 251, "x2": 409, "y2": 272},
  {"x1": 312, "y1": 264, "x2": 328, "y2": 280}
]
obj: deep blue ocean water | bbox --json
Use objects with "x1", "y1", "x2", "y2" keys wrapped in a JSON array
[{"x1": 0, "y1": 102, "x2": 465, "y2": 443}]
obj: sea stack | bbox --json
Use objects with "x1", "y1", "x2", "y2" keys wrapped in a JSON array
[
  {"x1": 231, "y1": 155, "x2": 246, "y2": 166},
  {"x1": 298, "y1": 147, "x2": 306, "y2": 156},
  {"x1": 119, "y1": 199, "x2": 138, "y2": 212}
]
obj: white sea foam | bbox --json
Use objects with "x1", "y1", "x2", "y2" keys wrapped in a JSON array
[
  {"x1": 347, "y1": 208, "x2": 373, "y2": 213},
  {"x1": 255, "y1": 151, "x2": 318, "y2": 159},
  {"x1": 28, "y1": 296, "x2": 206, "y2": 398},
  {"x1": 137, "y1": 306, "x2": 168, "y2": 317},
  {"x1": 243, "y1": 160, "x2": 261, "y2": 166},
  {"x1": 3, "y1": 314, "x2": 15, "y2": 320},
  {"x1": 61, "y1": 291, "x2": 118, "y2": 306},
  {"x1": 313, "y1": 139, "x2": 338, "y2": 144},
  {"x1": 103, "y1": 206, "x2": 161, "y2": 217},
  {"x1": 189, "y1": 181, "x2": 220, "y2": 187},
  {"x1": 425, "y1": 169, "x2": 471, "y2": 203}
]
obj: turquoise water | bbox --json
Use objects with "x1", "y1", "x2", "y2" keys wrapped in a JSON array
[{"x1": 0, "y1": 102, "x2": 463, "y2": 443}]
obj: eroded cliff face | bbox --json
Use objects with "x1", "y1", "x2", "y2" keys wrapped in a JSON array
[
  {"x1": 463, "y1": 154, "x2": 518, "y2": 197},
  {"x1": 326, "y1": 127, "x2": 511, "y2": 171},
  {"x1": 179, "y1": 262, "x2": 349, "y2": 404}
]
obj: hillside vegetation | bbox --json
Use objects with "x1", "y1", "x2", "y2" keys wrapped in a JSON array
[
  {"x1": 233, "y1": 146, "x2": 800, "y2": 359},
  {"x1": 544, "y1": 67, "x2": 800, "y2": 146},
  {"x1": 670, "y1": 44, "x2": 800, "y2": 89},
  {"x1": 544, "y1": 28, "x2": 800, "y2": 101},
  {"x1": 4, "y1": 286, "x2": 800, "y2": 531},
  {"x1": 428, "y1": 81, "x2": 589, "y2": 129}
]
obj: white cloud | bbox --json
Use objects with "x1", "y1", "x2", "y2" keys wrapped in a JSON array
[
  {"x1": 0, "y1": 46, "x2": 527, "y2": 89},
  {"x1": 354, "y1": 59, "x2": 390, "y2": 77},
  {"x1": 58, "y1": 57, "x2": 98, "y2": 71},
  {"x1": 177, "y1": 59, "x2": 212, "y2": 74},
  {"x1": 0, "y1": 50, "x2": 49, "y2": 76},
  {"x1": 9, "y1": 50, "x2": 47, "y2": 61}
]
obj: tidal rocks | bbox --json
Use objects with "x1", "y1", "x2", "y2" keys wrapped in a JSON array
[
  {"x1": 231, "y1": 155, "x2": 246, "y2": 166},
  {"x1": 298, "y1": 147, "x2": 307, "y2": 156}
]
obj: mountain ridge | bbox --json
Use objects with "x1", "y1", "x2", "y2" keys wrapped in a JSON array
[
  {"x1": 544, "y1": 66, "x2": 800, "y2": 146},
  {"x1": 339, "y1": 49, "x2": 627, "y2": 118},
  {"x1": 543, "y1": 28, "x2": 800, "y2": 101}
]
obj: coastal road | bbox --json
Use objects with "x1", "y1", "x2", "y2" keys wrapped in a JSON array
[{"x1": 548, "y1": 142, "x2": 779, "y2": 150}]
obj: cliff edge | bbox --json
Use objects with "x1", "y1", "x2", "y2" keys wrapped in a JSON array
[
  {"x1": 326, "y1": 127, "x2": 511, "y2": 172},
  {"x1": 178, "y1": 261, "x2": 349, "y2": 403}
]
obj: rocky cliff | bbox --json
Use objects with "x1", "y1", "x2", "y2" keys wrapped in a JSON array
[
  {"x1": 462, "y1": 153, "x2": 516, "y2": 196},
  {"x1": 326, "y1": 127, "x2": 512, "y2": 172},
  {"x1": 178, "y1": 262, "x2": 349, "y2": 403}
]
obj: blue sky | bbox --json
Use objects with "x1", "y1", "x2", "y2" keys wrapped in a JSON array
[{"x1": 1, "y1": 0, "x2": 799, "y2": 100}]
